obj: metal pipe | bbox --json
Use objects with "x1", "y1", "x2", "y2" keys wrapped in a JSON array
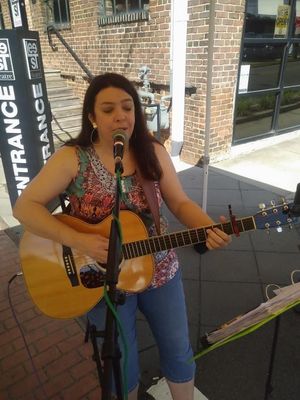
[
  {"x1": 170, "y1": 0, "x2": 188, "y2": 157},
  {"x1": 202, "y1": 0, "x2": 216, "y2": 212}
]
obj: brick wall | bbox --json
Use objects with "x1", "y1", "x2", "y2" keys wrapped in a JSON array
[
  {"x1": 1, "y1": 0, "x2": 245, "y2": 163},
  {"x1": 182, "y1": 0, "x2": 245, "y2": 164}
]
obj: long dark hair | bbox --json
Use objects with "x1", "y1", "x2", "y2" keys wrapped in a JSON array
[{"x1": 65, "y1": 73, "x2": 162, "y2": 181}]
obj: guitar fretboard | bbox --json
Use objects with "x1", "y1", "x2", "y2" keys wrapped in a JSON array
[{"x1": 122, "y1": 217, "x2": 255, "y2": 260}]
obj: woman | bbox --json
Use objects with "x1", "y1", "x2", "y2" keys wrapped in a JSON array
[{"x1": 13, "y1": 73, "x2": 231, "y2": 399}]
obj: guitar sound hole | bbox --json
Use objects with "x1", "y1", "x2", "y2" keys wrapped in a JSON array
[{"x1": 80, "y1": 264, "x2": 106, "y2": 288}]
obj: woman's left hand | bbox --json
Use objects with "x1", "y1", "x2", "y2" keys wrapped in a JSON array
[{"x1": 205, "y1": 216, "x2": 232, "y2": 250}]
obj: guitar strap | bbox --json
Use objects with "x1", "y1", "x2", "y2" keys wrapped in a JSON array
[{"x1": 135, "y1": 168, "x2": 161, "y2": 235}]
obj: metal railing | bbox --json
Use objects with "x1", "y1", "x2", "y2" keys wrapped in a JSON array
[{"x1": 47, "y1": 25, "x2": 94, "y2": 81}]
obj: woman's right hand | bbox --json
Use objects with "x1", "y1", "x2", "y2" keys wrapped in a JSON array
[{"x1": 73, "y1": 232, "x2": 109, "y2": 264}]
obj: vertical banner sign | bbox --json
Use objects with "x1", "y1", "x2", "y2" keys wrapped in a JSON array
[
  {"x1": 0, "y1": 29, "x2": 55, "y2": 207},
  {"x1": 8, "y1": 0, "x2": 28, "y2": 30},
  {"x1": 274, "y1": 5, "x2": 290, "y2": 38}
]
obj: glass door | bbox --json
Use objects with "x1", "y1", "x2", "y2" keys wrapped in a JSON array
[{"x1": 233, "y1": 0, "x2": 300, "y2": 144}]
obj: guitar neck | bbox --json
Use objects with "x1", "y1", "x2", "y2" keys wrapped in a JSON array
[{"x1": 122, "y1": 216, "x2": 256, "y2": 260}]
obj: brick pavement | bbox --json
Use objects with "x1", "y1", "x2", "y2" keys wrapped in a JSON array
[{"x1": 0, "y1": 231, "x2": 102, "y2": 400}]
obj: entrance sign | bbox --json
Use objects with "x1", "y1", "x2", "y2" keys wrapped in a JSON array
[{"x1": 0, "y1": 30, "x2": 54, "y2": 207}]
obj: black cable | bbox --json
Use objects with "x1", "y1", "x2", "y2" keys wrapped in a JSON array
[
  {"x1": 51, "y1": 112, "x2": 73, "y2": 143},
  {"x1": 7, "y1": 273, "x2": 49, "y2": 399}
]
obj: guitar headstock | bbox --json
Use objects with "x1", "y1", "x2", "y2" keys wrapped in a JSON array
[{"x1": 254, "y1": 200, "x2": 297, "y2": 232}]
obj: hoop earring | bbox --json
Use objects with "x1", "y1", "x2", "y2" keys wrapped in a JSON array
[{"x1": 90, "y1": 127, "x2": 98, "y2": 146}]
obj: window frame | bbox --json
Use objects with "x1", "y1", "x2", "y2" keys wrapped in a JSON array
[
  {"x1": 99, "y1": 0, "x2": 149, "y2": 26},
  {"x1": 46, "y1": 0, "x2": 71, "y2": 30},
  {"x1": 233, "y1": 0, "x2": 300, "y2": 144}
]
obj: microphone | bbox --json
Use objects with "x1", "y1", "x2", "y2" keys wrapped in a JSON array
[{"x1": 113, "y1": 130, "x2": 126, "y2": 172}]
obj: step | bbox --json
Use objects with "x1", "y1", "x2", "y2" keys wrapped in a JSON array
[
  {"x1": 45, "y1": 69, "x2": 61, "y2": 76},
  {"x1": 47, "y1": 87, "x2": 74, "y2": 99},
  {"x1": 50, "y1": 97, "x2": 81, "y2": 108},
  {"x1": 45, "y1": 79, "x2": 66, "y2": 89},
  {"x1": 44, "y1": 71, "x2": 62, "y2": 81},
  {"x1": 52, "y1": 131, "x2": 80, "y2": 149},
  {"x1": 44, "y1": 69, "x2": 82, "y2": 147},
  {"x1": 50, "y1": 105, "x2": 82, "y2": 119},
  {"x1": 52, "y1": 115, "x2": 82, "y2": 130},
  {"x1": 52, "y1": 125, "x2": 81, "y2": 138}
]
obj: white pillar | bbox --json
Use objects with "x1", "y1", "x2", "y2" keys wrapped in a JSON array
[{"x1": 170, "y1": 0, "x2": 188, "y2": 157}]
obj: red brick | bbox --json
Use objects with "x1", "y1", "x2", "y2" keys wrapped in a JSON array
[
  {"x1": 44, "y1": 318, "x2": 74, "y2": 335},
  {"x1": 14, "y1": 299, "x2": 36, "y2": 313},
  {"x1": 3, "y1": 317, "x2": 17, "y2": 330},
  {"x1": 0, "y1": 343, "x2": 15, "y2": 360},
  {"x1": 1, "y1": 348, "x2": 30, "y2": 370},
  {"x1": 0, "y1": 301, "x2": 9, "y2": 312},
  {"x1": 33, "y1": 346, "x2": 62, "y2": 368},
  {"x1": 45, "y1": 351, "x2": 82, "y2": 378},
  {"x1": 24, "y1": 326, "x2": 48, "y2": 344},
  {"x1": 37, "y1": 371, "x2": 74, "y2": 398},
  {"x1": 70, "y1": 358, "x2": 96, "y2": 380},
  {"x1": 15, "y1": 307, "x2": 38, "y2": 325},
  {"x1": 0, "y1": 364, "x2": 26, "y2": 390},
  {"x1": 22, "y1": 315, "x2": 51, "y2": 332},
  {"x1": 0, "y1": 328, "x2": 21, "y2": 346},
  {"x1": 86, "y1": 386, "x2": 102, "y2": 400},
  {"x1": 8, "y1": 374, "x2": 40, "y2": 398},
  {"x1": 57, "y1": 332, "x2": 85, "y2": 354},
  {"x1": 77, "y1": 342, "x2": 94, "y2": 359},
  {"x1": 62, "y1": 374, "x2": 99, "y2": 400},
  {"x1": 35, "y1": 328, "x2": 70, "y2": 353}
]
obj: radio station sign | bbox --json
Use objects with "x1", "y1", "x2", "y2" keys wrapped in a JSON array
[
  {"x1": 8, "y1": 0, "x2": 28, "y2": 29},
  {"x1": 0, "y1": 39, "x2": 15, "y2": 80},
  {"x1": 0, "y1": 30, "x2": 54, "y2": 207}
]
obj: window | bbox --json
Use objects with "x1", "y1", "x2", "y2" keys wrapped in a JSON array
[
  {"x1": 241, "y1": 44, "x2": 284, "y2": 91},
  {"x1": 99, "y1": 0, "x2": 149, "y2": 25},
  {"x1": 245, "y1": 0, "x2": 291, "y2": 38},
  {"x1": 234, "y1": 0, "x2": 300, "y2": 144},
  {"x1": 46, "y1": 0, "x2": 71, "y2": 29}
]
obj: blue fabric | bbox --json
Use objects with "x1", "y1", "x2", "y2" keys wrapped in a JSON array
[{"x1": 87, "y1": 269, "x2": 195, "y2": 393}]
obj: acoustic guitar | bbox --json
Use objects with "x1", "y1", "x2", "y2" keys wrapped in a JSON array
[{"x1": 19, "y1": 202, "x2": 295, "y2": 319}]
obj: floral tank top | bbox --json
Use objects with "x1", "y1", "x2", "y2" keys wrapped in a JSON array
[{"x1": 65, "y1": 146, "x2": 179, "y2": 289}]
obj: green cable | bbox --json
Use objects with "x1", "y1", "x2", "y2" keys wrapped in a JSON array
[
  {"x1": 102, "y1": 170, "x2": 129, "y2": 398},
  {"x1": 104, "y1": 285, "x2": 129, "y2": 399},
  {"x1": 191, "y1": 299, "x2": 300, "y2": 361}
]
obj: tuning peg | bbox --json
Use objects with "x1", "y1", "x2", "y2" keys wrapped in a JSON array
[
  {"x1": 276, "y1": 226, "x2": 283, "y2": 233},
  {"x1": 270, "y1": 200, "x2": 275, "y2": 206},
  {"x1": 259, "y1": 203, "x2": 266, "y2": 210}
]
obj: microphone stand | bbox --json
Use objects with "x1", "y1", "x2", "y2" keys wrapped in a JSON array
[{"x1": 101, "y1": 159, "x2": 126, "y2": 400}]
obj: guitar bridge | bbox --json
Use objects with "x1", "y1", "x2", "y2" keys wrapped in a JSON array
[{"x1": 80, "y1": 264, "x2": 106, "y2": 288}]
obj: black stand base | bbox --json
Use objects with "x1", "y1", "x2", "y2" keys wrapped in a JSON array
[
  {"x1": 85, "y1": 320, "x2": 105, "y2": 388},
  {"x1": 264, "y1": 316, "x2": 280, "y2": 400},
  {"x1": 84, "y1": 320, "x2": 156, "y2": 400}
]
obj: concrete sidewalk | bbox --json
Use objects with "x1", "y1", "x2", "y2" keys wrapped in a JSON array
[{"x1": 1, "y1": 142, "x2": 300, "y2": 399}]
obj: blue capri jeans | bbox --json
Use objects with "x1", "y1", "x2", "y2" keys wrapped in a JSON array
[{"x1": 87, "y1": 269, "x2": 196, "y2": 393}]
